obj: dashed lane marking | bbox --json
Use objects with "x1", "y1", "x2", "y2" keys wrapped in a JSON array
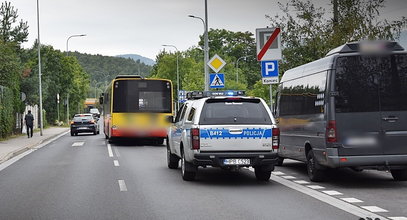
[
  {"x1": 341, "y1": 198, "x2": 363, "y2": 203},
  {"x1": 307, "y1": 185, "x2": 325, "y2": 190},
  {"x1": 322, "y1": 190, "x2": 343, "y2": 196},
  {"x1": 281, "y1": 175, "x2": 296, "y2": 179},
  {"x1": 118, "y1": 180, "x2": 127, "y2": 192},
  {"x1": 271, "y1": 171, "x2": 285, "y2": 175},
  {"x1": 267, "y1": 173, "x2": 386, "y2": 219},
  {"x1": 389, "y1": 217, "x2": 407, "y2": 220},
  {"x1": 114, "y1": 160, "x2": 120, "y2": 167},
  {"x1": 72, "y1": 142, "x2": 85, "y2": 147},
  {"x1": 361, "y1": 206, "x2": 389, "y2": 213},
  {"x1": 107, "y1": 144, "x2": 113, "y2": 157},
  {"x1": 114, "y1": 147, "x2": 121, "y2": 157},
  {"x1": 293, "y1": 180, "x2": 310, "y2": 184}
]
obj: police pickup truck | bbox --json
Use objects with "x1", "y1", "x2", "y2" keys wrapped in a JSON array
[{"x1": 166, "y1": 91, "x2": 280, "y2": 181}]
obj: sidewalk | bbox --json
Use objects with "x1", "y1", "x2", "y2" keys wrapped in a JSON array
[{"x1": 0, "y1": 127, "x2": 69, "y2": 163}]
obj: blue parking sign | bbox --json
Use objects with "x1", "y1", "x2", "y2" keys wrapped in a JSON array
[{"x1": 261, "y1": 60, "x2": 279, "y2": 78}]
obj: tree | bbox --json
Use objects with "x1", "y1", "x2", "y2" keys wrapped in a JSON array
[{"x1": 0, "y1": 1, "x2": 28, "y2": 46}]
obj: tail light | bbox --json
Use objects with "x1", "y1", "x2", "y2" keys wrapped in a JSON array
[
  {"x1": 272, "y1": 128, "x2": 280, "y2": 149},
  {"x1": 327, "y1": 120, "x2": 337, "y2": 142},
  {"x1": 191, "y1": 128, "x2": 200, "y2": 150},
  {"x1": 70, "y1": 121, "x2": 74, "y2": 125}
]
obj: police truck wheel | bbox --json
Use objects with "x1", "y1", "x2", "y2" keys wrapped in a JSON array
[
  {"x1": 167, "y1": 139, "x2": 179, "y2": 169},
  {"x1": 181, "y1": 151, "x2": 196, "y2": 181},
  {"x1": 306, "y1": 150, "x2": 325, "y2": 182},
  {"x1": 254, "y1": 166, "x2": 271, "y2": 181},
  {"x1": 391, "y1": 169, "x2": 407, "y2": 181}
]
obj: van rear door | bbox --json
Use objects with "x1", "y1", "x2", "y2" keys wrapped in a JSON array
[
  {"x1": 334, "y1": 54, "x2": 407, "y2": 156},
  {"x1": 198, "y1": 98, "x2": 274, "y2": 152},
  {"x1": 379, "y1": 54, "x2": 407, "y2": 155}
]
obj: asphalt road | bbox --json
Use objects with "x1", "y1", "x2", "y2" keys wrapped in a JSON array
[{"x1": 0, "y1": 131, "x2": 403, "y2": 220}]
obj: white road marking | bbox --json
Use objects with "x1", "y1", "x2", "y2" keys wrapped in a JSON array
[
  {"x1": 118, "y1": 180, "x2": 127, "y2": 192},
  {"x1": 248, "y1": 167, "x2": 254, "y2": 172},
  {"x1": 72, "y1": 142, "x2": 85, "y2": 147},
  {"x1": 114, "y1": 147, "x2": 121, "y2": 157},
  {"x1": 113, "y1": 160, "x2": 120, "y2": 167},
  {"x1": 389, "y1": 217, "x2": 407, "y2": 220},
  {"x1": 341, "y1": 198, "x2": 363, "y2": 203},
  {"x1": 293, "y1": 180, "x2": 310, "y2": 184},
  {"x1": 322, "y1": 190, "x2": 343, "y2": 196},
  {"x1": 107, "y1": 144, "x2": 113, "y2": 157},
  {"x1": 361, "y1": 206, "x2": 388, "y2": 213},
  {"x1": 307, "y1": 185, "x2": 325, "y2": 190},
  {"x1": 267, "y1": 174, "x2": 386, "y2": 219},
  {"x1": 271, "y1": 171, "x2": 285, "y2": 175},
  {"x1": 281, "y1": 175, "x2": 296, "y2": 179}
]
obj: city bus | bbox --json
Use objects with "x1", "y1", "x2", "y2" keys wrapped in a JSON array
[{"x1": 100, "y1": 75, "x2": 173, "y2": 144}]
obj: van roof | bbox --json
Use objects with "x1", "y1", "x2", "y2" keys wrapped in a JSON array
[{"x1": 326, "y1": 41, "x2": 404, "y2": 57}]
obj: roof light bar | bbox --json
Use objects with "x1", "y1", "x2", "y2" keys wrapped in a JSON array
[{"x1": 186, "y1": 91, "x2": 246, "y2": 100}]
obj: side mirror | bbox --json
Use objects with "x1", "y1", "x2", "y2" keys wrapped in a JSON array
[
  {"x1": 99, "y1": 96, "x2": 104, "y2": 104},
  {"x1": 166, "y1": 115, "x2": 174, "y2": 123}
]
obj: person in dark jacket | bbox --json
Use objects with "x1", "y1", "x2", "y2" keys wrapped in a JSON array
[{"x1": 24, "y1": 110, "x2": 34, "y2": 138}]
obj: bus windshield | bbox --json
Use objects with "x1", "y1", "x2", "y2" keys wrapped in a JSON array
[{"x1": 113, "y1": 80, "x2": 172, "y2": 113}]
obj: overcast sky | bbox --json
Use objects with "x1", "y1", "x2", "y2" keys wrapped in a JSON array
[{"x1": 9, "y1": 0, "x2": 407, "y2": 60}]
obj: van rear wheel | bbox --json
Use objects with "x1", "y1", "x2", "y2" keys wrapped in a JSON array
[
  {"x1": 306, "y1": 150, "x2": 325, "y2": 182},
  {"x1": 391, "y1": 169, "x2": 407, "y2": 181}
]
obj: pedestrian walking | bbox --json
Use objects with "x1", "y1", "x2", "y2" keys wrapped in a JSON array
[{"x1": 24, "y1": 110, "x2": 34, "y2": 138}]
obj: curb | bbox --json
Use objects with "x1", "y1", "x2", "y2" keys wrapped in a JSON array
[{"x1": 0, "y1": 129, "x2": 69, "y2": 164}]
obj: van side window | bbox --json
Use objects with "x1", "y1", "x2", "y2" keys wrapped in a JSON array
[
  {"x1": 279, "y1": 71, "x2": 327, "y2": 116},
  {"x1": 187, "y1": 107, "x2": 196, "y2": 122}
]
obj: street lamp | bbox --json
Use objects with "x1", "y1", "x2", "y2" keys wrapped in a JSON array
[
  {"x1": 162, "y1": 44, "x2": 180, "y2": 110},
  {"x1": 36, "y1": 0, "x2": 44, "y2": 136},
  {"x1": 188, "y1": 8, "x2": 209, "y2": 90},
  {"x1": 65, "y1": 34, "x2": 86, "y2": 123},
  {"x1": 235, "y1": 55, "x2": 251, "y2": 84}
]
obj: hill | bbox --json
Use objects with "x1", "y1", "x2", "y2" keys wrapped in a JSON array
[
  {"x1": 72, "y1": 52, "x2": 152, "y2": 84},
  {"x1": 116, "y1": 54, "x2": 156, "y2": 66}
]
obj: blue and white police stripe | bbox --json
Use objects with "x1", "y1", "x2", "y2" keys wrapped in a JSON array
[{"x1": 200, "y1": 128, "x2": 272, "y2": 139}]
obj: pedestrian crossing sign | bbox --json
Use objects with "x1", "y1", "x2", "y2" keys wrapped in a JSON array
[{"x1": 209, "y1": 73, "x2": 225, "y2": 88}]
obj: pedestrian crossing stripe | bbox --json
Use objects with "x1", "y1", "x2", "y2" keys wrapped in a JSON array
[{"x1": 210, "y1": 74, "x2": 224, "y2": 87}]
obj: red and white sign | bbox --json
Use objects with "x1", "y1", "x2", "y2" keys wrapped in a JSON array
[{"x1": 256, "y1": 27, "x2": 282, "y2": 61}]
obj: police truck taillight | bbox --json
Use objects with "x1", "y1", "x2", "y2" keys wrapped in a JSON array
[
  {"x1": 191, "y1": 128, "x2": 200, "y2": 150},
  {"x1": 327, "y1": 120, "x2": 337, "y2": 142},
  {"x1": 272, "y1": 128, "x2": 280, "y2": 149}
]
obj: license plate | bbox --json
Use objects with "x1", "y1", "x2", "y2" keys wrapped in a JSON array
[{"x1": 223, "y1": 158, "x2": 250, "y2": 165}]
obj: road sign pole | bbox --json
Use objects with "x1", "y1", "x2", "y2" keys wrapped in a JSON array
[{"x1": 269, "y1": 84, "x2": 273, "y2": 112}]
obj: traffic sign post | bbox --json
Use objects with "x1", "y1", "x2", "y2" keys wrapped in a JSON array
[
  {"x1": 256, "y1": 27, "x2": 282, "y2": 112},
  {"x1": 209, "y1": 73, "x2": 225, "y2": 89}
]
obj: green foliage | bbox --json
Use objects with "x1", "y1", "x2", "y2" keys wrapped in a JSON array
[
  {"x1": 0, "y1": 1, "x2": 28, "y2": 45},
  {"x1": 21, "y1": 44, "x2": 90, "y2": 124},
  {"x1": 72, "y1": 52, "x2": 152, "y2": 96},
  {"x1": 0, "y1": 40, "x2": 21, "y2": 138}
]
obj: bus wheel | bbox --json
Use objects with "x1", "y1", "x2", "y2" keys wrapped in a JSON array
[
  {"x1": 105, "y1": 134, "x2": 108, "y2": 139},
  {"x1": 306, "y1": 150, "x2": 325, "y2": 182}
]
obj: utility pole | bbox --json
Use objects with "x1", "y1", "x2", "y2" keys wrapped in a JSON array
[
  {"x1": 36, "y1": 0, "x2": 43, "y2": 136},
  {"x1": 204, "y1": 0, "x2": 209, "y2": 91}
]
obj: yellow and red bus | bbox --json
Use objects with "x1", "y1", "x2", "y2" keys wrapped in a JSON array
[{"x1": 100, "y1": 75, "x2": 173, "y2": 144}]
